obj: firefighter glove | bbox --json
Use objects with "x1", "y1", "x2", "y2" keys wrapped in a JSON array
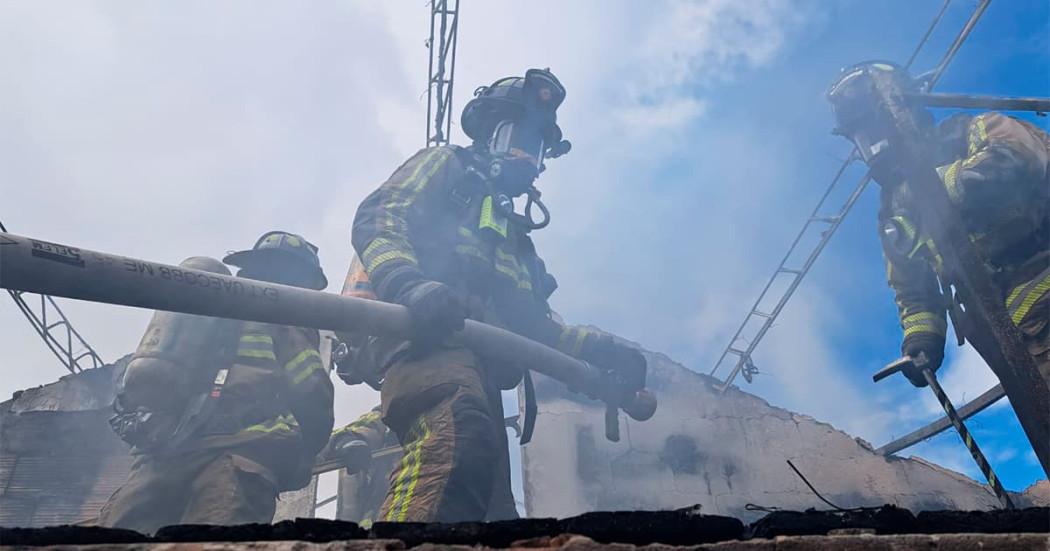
[
  {"x1": 331, "y1": 433, "x2": 373, "y2": 475},
  {"x1": 580, "y1": 335, "x2": 647, "y2": 393},
  {"x1": 395, "y1": 280, "x2": 468, "y2": 347},
  {"x1": 901, "y1": 332, "x2": 945, "y2": 388}
]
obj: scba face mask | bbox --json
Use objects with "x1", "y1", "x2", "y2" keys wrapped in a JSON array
[{"x1": 487, "y1": 117, "x2": 548, "y2": 196}]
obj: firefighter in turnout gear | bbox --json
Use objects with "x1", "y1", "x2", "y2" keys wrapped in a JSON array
[
  {"x1": 831, "y1": 62, "x2": 1049, "y2": 389},
  {"x1": 99, "y1": 231, "x2": 335, "y2": 534},
  {"x1": 351, "y1": 68, "x2": 647, "y2": 522}
]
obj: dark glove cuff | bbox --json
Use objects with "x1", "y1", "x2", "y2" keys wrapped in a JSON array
[
  {"x1": 902, "y1": 331, "x2": 945, "y2": 373},
  {"x1": 901, "y1": 331, "x2": 945, "y2": 356},
  {"x1": 372, "y1": 263, "x2": 425, "y2": 303}
]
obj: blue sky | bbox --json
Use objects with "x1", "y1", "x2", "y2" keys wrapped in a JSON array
[{"x1": 1, "y1": 0, "x2": 1046, "y2": 510}]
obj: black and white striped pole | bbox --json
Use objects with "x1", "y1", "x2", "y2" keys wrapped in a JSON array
[{"x1": 874, "y1": 353, "x2": 1014, "y2": 509}]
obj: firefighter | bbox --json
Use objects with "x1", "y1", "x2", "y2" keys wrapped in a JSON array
[
  {"x1": 99, "y1": 231, "x2": 335, "y2": 534},
  {"x1": 350, "y1": 68, "x2": 647, "y2": 522},
  {"x1": 830, "y1": 62, "x2": 1049, "y2": 388}
]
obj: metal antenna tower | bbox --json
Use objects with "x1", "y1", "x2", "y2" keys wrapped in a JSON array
[
  {"x1": 426, "y1": 0, "x2": 460, "y2": 147},
  {"x1": 1, "y1": 221, "x2": 104, "y2": 374},
  {"x1": 710, "y1": 0, "x2": 992, "y2": 391}
]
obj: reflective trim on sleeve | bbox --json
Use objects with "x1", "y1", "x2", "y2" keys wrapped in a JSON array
[
  {"x1": 385, "y1": 148, "x2": 454, "y2": 229},
  {"x1": 284, "y1": 349, "x2": 324, "y2": 385},
  {"x1": 940, "y1": 160, "x2": 964, "y2": 204},
  {"x1": 237, "y1": 334, "x2": 277, "y2": 361},
  {"x1": 558, "y1": 326, "x2": 593, "y2": 357},
  {"x1": 454, "y1": 244, "x2": 489, "y2": 262},
  {"x1": 238, "y1": 333, "x2": 276, "y2": 360},
  {"x1": 241, "y1": 414, "x2": 298, "y2": 435},
  {"x1": 494, "y1": 249, "x2": 532, "y2": 290},
  {"x1": 284, "y1": 348, "x2": 322, "y2": 372},
  {"x1": 291, "y1": 361, "x2": 325, "y2": 385},
  {"x1": 1007, "y1": 269, "x2": 1050, "y2": 325},
  {"x1": 968, "y1": 115, "x2": 988, "y2": 157},
  {"x1": 240, "y1": 334, "x2": 274, "y2": 344},
  {"x1": 902, "y1": 311, "x2": 947, "y2": 337},
  {"x1": 362, "y1": 237, "x2": 419, "y2": 274}
]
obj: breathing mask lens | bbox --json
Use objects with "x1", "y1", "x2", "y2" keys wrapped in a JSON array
[{"x1": 489, "y1": 119, "x2": 545, "y2": 171}]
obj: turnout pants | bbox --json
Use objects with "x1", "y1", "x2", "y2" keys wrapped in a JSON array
[
  {"x1": 98, "y1": 446, "x2": 280, "y2": 534},
  {"x1": 378, "y1": 347, "x2": 517, "y2": 523}
]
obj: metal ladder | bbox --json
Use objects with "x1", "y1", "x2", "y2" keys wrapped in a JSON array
[
  {"x1": 1, "y1": 221, "x2": 104, "y2": 374},
  {"x1": 709, "y1": 157, "x2": 869, "y2": 389}
]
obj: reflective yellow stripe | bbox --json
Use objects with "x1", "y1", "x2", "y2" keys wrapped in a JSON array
[
  {"x1": 557, "y1": 328, "x2": 572, "y2": 353},
  {"x1": 242, "y1": 414, "x2": 297, "y2": 434},
  {"x1": 386, "y1": 419, "x2": 429, "y2": 521},
  {"x1": 237, "y1": 348, "x2": 277, "y2": 361},
  {"x1": 386, "y1": 149, "x2": 453, "y2": 229},
  {"x1": 494, "y1": 263, "x2": 532, "y2": 290},
  {"x1": 396, "y1": 420, "x2": 430, "y2": 521},
  {"x1": 1006, "y1": 284, "x2": 1025, "y2": 308},
  {"x1": 455, "y1": 244, "x2": 488, "y2": 262},
  {"x1": 892, "y1": 215, "x2": 917, "y2": 241},
  {"x1": 479, "y1": 196, "x2": 508, "y2": 239},
  {"x1": 904, "y1": 325, "x2": 942, "y2": 337},
  {"x1": 364, "y1": 248, "x2": 417, "y2": 274},
  {"x1": 572, "y1": 328, "x2": 589, "y2": 356},
  {"x1": 902, "y1": 312, "x2": 941, "y2": 325},
  {"x1": 292, "y1": 361, "x2": 324, "y2": 385},
  {"x1": 968, "y1": 115, "x2": 988, "y2": 156},
  {"x1": 495, "y1": 248, "x2": 532, "y2": 290},
  {"x1": 362, "y1": 237, "x2": 419, "y2": 273},
  {"x1": 1010, "y1": 276, "x2": 1050, "y2": 325},
  {"x1": 284, "y1": 348, "x2": 321, "y2": 373},
  {"x1": 348, "y1": 410, "x2": 382, "y2": 432},
  {"x1": 941, "y1": 160, "x2": 963, "y2": 203},
  {"x1": 238, "y1": 332, "x2": 276, "y2": 360},
  {"x1": 458, "y1": 226, "x2": 474, "y2": 238},
  {"x1": 386, "y1": 457, "x2": 410, "y2": 520},
  {"x1": 558, "y1": 327, "x2": 593, "y2": 357},
  {"x1": 902, "y1": 311, "x2": 946, "y2": 337}
]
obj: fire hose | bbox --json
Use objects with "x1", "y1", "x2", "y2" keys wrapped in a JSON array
[{"x1": 0, "y1": 232, "x2": 656, "y2": 441}]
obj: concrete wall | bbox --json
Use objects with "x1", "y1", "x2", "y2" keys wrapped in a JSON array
[{"x1": 521, "y1": 345, "x2": 1032, "y2": 522}]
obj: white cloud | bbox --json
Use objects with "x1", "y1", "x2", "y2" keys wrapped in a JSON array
[{"x1": 623, "y1": 0, "x2": 811, "y2": 128}]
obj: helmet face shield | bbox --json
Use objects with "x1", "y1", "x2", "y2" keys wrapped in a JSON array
[
  {"x1": 524, "y1": 68, "x2": 565, "y2": 111},
  {"x1": 490, "y1": 118, "x2": 546, "y2": 171}
]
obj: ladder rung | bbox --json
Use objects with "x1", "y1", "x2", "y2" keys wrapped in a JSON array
[
  {"x1": 778, "y1": 268, "x2": 802, "y2": 275},
  {"x1": 751, "y1": 311, "x2": 773, "y2": 319},
  {"x1": 810, "y1": 215, "x2": 841, "y2": 224},
  {"x1": 727, "y1": 347, "x2": 747, "y2": 356}
]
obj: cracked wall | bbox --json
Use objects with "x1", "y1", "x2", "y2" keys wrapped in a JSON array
[{"x1": 521, "y1": 344, "x2": 1046, "y2": 521}]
